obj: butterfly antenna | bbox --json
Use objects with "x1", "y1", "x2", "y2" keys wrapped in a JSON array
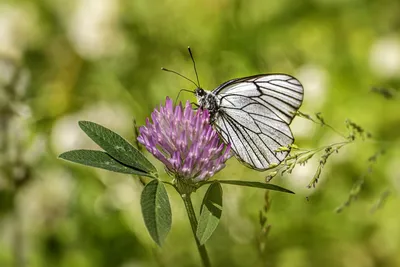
[
  {"x1": 161, "y1": 67, "x2": 198, "y2": 88},
  {"x1": 175, "y1": 88, "x2": 194, "y2": 103},
  {"x1": 187, "y1": 46, "x2": 201, "y2": 88}
]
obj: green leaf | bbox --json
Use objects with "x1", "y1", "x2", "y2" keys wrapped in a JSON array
[
  {"x1": 216, "y1": 180, "x2": 294, "y2": 194},
  {"x1": 78, "y1": 121, "x2": 156, "y2": 174},
  {"x1": 140, "y1": 180, "x2": 172, "y2": 246},
  {"x1": 59, "y1": 150, "x2": 155, "y2": 177},
  {"x1": 196, "y1": 182, "x2": 223, "y2": 245}
]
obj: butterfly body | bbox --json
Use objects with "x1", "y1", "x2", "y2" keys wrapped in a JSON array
[
  {"x1": 195, "y1": 88, "x2": 220, "y2": 122},
  {"x1": 195, "y1": 73, "x2": 304, "y2": 171}
]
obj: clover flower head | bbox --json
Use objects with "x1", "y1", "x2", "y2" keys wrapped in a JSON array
[{"x1": 137, "y1": 97, "x2": 232, "y2": 182}]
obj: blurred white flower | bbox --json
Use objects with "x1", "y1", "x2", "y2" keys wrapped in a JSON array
[
  {"x1": 52, "y1": 114, "x2": 85, "y2": 154},
  {"x1": 290, "y1": 117, "x2": 315, "y2": 140},
  {"x1": 24, "y1": 134, "x2": 46, "y2": 165},
  {"x1": 291, "y1": 64, "x2": 328, "y2": 139},
  {"x1": 369, "y1": 37, "x2": 400, "y2": 78},
  {"x1": 287, "y1": 160, "x2": 321, "y2": 195},
  {"x1": 0, "y1": 4, "x2": 36, "y2": 59},
  {"x1": 51, "y1": 101, "x2": 132, "y2": 155},
  {"x1": 93, "y1": 177, "x2": 140, "y2": 217},
  {"x1": 109, "y1": 180, "x2": 139, "y2": 209},
  {"x1": 18, "y1": 168, "x2": 76, "y2": 229},
  {"x1": 68, "y1": 0, "x2": 125, "y2": 59},
  {"x1": 0, "y1": 58, "x2": 16, "y2": 86},
  {"x1": 296, "y1": 64, "x2": 328, "y2": 109}
]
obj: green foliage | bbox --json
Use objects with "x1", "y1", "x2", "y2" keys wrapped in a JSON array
[
  {"x1": 345, "y1": 119, "x2": 372, "y2": 140},
  {"x1": 57, "y1": 119, "x2": 295, "y2": 254},
  {"x1": 370, "y1": 190, "x2": 391, "y2": 213},
  {"x1": 265, "y1": 111, "x2": 372, "y2": 188},
  {"x1": 370, "y1": 87, "x2": 398, "y2": 100},
  {"x1": 79, "y1": 121, "x2": 157, "y2": 175},
  {"x1": 336, "y1": 149, "x2": 386, "y2": 213},
  {"x1": 140, "y1": 180, "x2": 172, "y2": 246},
  {"x1": 1, "y1": 0, "x2": 400, "y2": 266},
  {"x1": 196, "y1": 182, "x2": 223, "y2": 245},
  {"x1": 257, "y1": 191, "x2": 272, "y2": 255},
  {"x1": 59, "y1": 149, "x2": 153, "y2": 177},
  {"x1": 210, "y1": 180, "x2": 294, "y2": 194}
]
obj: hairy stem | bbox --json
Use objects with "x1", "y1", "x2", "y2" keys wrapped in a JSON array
[{"x1": 181, "y1": 193, "x2": 211, "y2": 267}]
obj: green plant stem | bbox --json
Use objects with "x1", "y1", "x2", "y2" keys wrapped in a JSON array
[{"x1": 181, "y1": 194, "x2": 211, "y2": 267}]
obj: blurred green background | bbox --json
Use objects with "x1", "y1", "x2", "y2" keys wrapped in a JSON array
[{"x1": 0, "y1": 0, "x2": 400, "y2": 266}]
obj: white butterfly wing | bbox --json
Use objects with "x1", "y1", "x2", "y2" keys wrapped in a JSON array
[{"x1": 213, "y1": 74, "x2": 303, "y2": 170}]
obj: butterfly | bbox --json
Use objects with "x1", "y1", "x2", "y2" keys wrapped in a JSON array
[{"x1": 163, "y1": 48, "x2": 304, "y2": 171}]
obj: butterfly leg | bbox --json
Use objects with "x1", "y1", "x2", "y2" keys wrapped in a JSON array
[
  {"x1": 191, "y1": 102, "x2": 200, "y2": 110},
  {"x1": 175, "y1": 88, "x2": 194, "y2": 103}
]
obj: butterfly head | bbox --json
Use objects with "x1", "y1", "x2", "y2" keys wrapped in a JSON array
[
  {"x1": 195, "y1": 87, "x2": 206, "y2": 97},
  {"x1": 195, "y1": 87, "x2": 207, "y2": 107},
  {"x1": 195, "y1": 87, "x2": 210, "y2": 106},
  {"x1": 195, "y1": 87, "x2": 219, "y2": 121}
]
